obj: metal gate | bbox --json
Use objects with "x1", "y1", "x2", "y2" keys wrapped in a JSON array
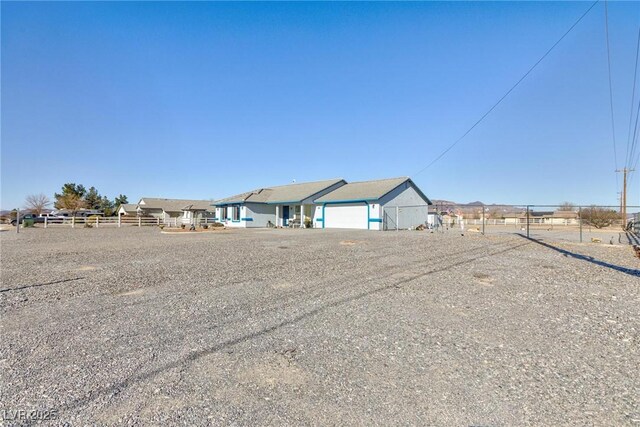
[{"x1": 383, "y1": 205, "x2": 430, "y2": 230}]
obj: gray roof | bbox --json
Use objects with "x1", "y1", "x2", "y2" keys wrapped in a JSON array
[
  {"x1": 118, "y1": 204, "x2": 138, "y2": 213},
  {"x1": 138, "y1": 198, "x2": 214, "y2": 212},
  {"x1": 314, "y1": 177, "x2": 431, "y2": 204},
  {"x1": 214, "y1": 178, "x2": 345, "y2": 206}
]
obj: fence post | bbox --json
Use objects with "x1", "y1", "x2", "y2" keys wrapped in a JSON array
[
  {"x1": 138, "y1": 217, "x2": 141, "y2": 227},
  {"x1": 482, "y1": 206, "x2": 485, "y2": 235},
  {"x1": 157, "y1": 217, "x2": 160, "y2": 226},
  {"x1": 16, "y1": 209, "x2": 20, "y2": 234},
  {"x1": 96, "y1": 216, "x2": 99, "y2": 228},
  {"x1": 526, "y1": 206, "x2": 530, "y2": 238},
  {"x1": 118, "y1": 213, "x2": 121, "y2": 228},
  {"x1": 72, "y1": 216, "x2": 75, "y2": 229},
  {"x1": 579, "y1": 206, "x2": 583, "y2": 243},
  {"x1": 44, "y1": 216, "x2": 48, "y2": 229}
]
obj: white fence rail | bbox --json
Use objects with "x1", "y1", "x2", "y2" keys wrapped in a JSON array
[
  {"x1": 40, "y1": 216, "x2": 223, "y2": 228},
  {"x1": 42, "y1": 216, "x2": 160, "y2": 228}
]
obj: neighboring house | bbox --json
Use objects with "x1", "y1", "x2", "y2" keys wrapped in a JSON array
[
  {"x1": 515, "y1": 210, "x2": 579, "y2": 225},
  {"x1": 213, "y1": 179, "x2": 346, "y2": 228},
  {"x1": 314, "y1": 177, "x2": 432, "y2": 230},
  {"x1": 544, "y1": 210, "x2": 580, "y2": 225},
  {"x1": 137, "y1": 198, "x2": 215, "y2": 224},
  {"x1": 116, "y1": 204, "x2": 138, "y2": 216}
]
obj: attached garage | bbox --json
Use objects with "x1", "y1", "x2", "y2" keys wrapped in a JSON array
[
  {"x1": 322, "y1": 203, "x2": 368, "y2": 229},
  {"x1": 314, "y1": 177, "x2": 432, "y2": 231}
]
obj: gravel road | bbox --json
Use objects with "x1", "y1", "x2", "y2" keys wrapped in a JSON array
[{"x1": 1, "y1": 227, "x2": 639, "y2": 426}]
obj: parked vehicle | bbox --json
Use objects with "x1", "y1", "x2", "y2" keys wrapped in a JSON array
[{"x1": 10, "y1": 214, "x2": 46, "y2": 226}]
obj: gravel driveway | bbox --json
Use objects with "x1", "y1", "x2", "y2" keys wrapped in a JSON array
[{"x1": 1, "y1": 227, "x2": 639, "y2": 426}]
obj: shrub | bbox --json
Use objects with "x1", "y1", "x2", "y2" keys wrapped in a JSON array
[
  {"x1": 180, "y1": 223, "x2": 186, "y2": 229},
  {"x1": 304, "y1": 218, "x2": 312, "y2": 229},
  {"x1": 580, "y1": 206, "x2": 619, "y2": 229},
  {"x1": 202, "y1": 224, "x2": 209, "y2": 229},
  {"x1": 212, "y1": 222, "x2": 224, "y2": 228},
  {"x1": 159, "y1": 225, "x2": 165, "y2": 230}
]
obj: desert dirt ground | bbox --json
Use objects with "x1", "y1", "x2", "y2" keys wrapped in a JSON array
[{"x1": 1, "y1": 227, "x2": 639, "y2": 425}]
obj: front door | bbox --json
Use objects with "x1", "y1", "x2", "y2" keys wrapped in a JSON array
[{"x1": 282, "y1": 206, "x2": 290, "y2": 226}]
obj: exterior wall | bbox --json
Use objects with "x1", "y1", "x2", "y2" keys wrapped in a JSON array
[
  {"x1": 378, "y1": 182, "x2": 429, "y2": 207},
  {"x1": 117, "y1": 206, "x2": 135, "y2": 216},
  {"x1": 313, "y1": 206, "x2": 323, "y2": 228},
  {"x1": 216, "y1": 204, "x2": 274, "y2": 228},
  {"x1": 368, "y1": 202, "x2": 383, "y2": 230},
  {"x1": 379, "y1": 183, "x2": 430, "y2": 230},
  {"x1": 245, "y1": 203, "x2": 277, "y2": 228},
  {"x1": 140, "y1": 208, "x2": 164, "y2": 220},
  {"x1": 223, "y1": 205, "x2": 245, "y2": 228}
]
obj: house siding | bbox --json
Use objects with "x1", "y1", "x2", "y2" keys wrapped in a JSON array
[
  {"x1": 380, "y1": 183, "x2": 431, "y2": 230},
  {"x1": 245, "y1": 203, "x2": 277, "y2": 228}
]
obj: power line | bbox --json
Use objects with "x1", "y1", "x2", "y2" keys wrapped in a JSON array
[
  {"x1": 411, "y1": 0, "x2": 599, "y2": 177},
  {"x1": 624, "y1": 27, "x2": 640, "y2": 168},
  {"x1": 630, "y1": 97, "x2": 640, "y2": 171},
  {"x1": 604, "y1": 0, "x2": 619, "y2": 193}
]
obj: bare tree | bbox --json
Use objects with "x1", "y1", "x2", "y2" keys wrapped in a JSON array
[
  {"x1": 25, "y1": 193, "x2": 51, "y2": 215},
  {"x1": 56, "y1": 193, "x2": 86, "y2": 215},
  {"x1": 580, "y1": 206, "x2": 619, "y2": 229},
  {"x1": 558, "y1": 201, "x2": 575, "y2": 211}
]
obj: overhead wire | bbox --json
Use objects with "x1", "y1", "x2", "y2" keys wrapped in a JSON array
[
  {"x1": 624, "y1": 27, "x2": 640, "y2": 168},
  {"x1": 411, "y1": 0, "x2": 599, "y2": 178},
  {"x1": 604, "y1": 0, "x2": 620, "y2": 194}
]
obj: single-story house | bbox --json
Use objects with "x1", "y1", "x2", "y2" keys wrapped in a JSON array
[
  {"x1": 116, "y1": 204, "x2": 138, "y2": 216},
  {"x1": 314, "y1": 177, "x2": 432, "y2": 230},
  {"x1": 137, "y1": 198, "x2": 216, "y2": 224},
  {"x1": 213, "y1": 179, "x2": 347, "y2": 228}
]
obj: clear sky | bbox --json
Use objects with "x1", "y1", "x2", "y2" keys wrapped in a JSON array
[{"x1": 2, "y1": 1, "x2": 639, "y2": 209}]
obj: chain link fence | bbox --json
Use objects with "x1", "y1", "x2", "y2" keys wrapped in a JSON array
[{"x1": 385, "y1": 203, "x2": 640, "y2": 246}]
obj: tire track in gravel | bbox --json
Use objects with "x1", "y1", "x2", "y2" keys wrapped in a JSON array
[
  {"x1": 49, "y1": 239, "x2": 530, "y2": 418},
  {"x1": 194, "y1": 238, "x2": 525, "y2": 336}
]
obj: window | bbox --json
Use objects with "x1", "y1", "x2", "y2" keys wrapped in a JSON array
[
  {"x1": 220, "y1": 207, "x2": 227, "y2": 220},
  {"x1": 232, "y1": 205, "x2": 241, "y2": 221}
]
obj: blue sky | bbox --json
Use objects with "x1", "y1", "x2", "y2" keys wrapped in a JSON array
[{"x1": 2, "y1": 1, "x2": 639, "y2": 209}]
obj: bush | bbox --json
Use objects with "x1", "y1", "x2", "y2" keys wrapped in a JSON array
[
  {"x1": 180, "y1": 223, "x2": 186, "y2": 229},
  {"x1": 580, "y1": 206, "x2": 619, "y2": 229},
  {"x1": 304, "y1": 218, "x2": 312, "y2": 229},
  {"x1": 159, "y1": 225, "x2": 165, "y2": 230},
  {"x1": 212, "y1": 222, "x2": 224, "y2": 228},
  {"x1": 202, "y1": 224, "x2": 209, "y2": 229}
]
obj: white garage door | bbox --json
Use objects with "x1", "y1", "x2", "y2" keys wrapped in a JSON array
[{"x1": 324, "y1": 203, "x2": 368, "y2": 229}]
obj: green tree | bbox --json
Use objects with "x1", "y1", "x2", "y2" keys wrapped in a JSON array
[
  {"x1": 54, "y1": 183, "x2": 86, "y2": 209},
  {"x1": 113, "y1": 194, "x2": 128, "y2": 209},
  {"x1": 100, "y1": 196, "x2": 114, "y2": 216},
  {"x1": 84, "y1": 187, "x2": 102, "y2": 210}
]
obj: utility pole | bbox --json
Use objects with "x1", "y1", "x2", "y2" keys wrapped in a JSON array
[{"x1": 616, "y1": 168, "x2": 635, "y2": 229}]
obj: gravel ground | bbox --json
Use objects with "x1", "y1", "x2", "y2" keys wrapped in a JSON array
[{"x1": 1, "y1": 227, "x2": 639, "y2": 426}]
